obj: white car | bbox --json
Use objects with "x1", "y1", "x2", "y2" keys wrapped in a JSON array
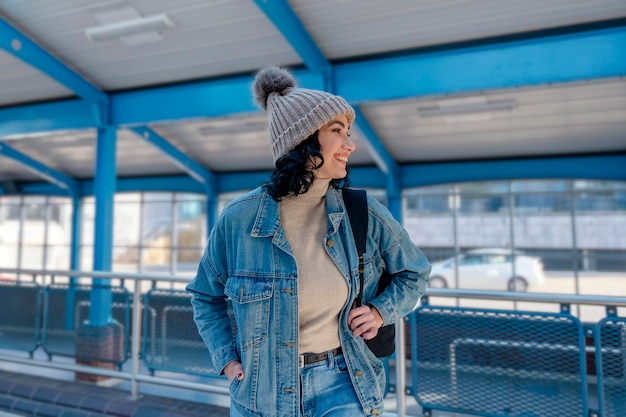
[{"x1": 428, "y1": 248, "x2": 546, "y2": 292}]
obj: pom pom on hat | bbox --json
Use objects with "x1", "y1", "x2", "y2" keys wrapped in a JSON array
[
  {"x1": 252, "y1": 66, "x2": 356, "y2": 164},
  {"x1": 253, "y1": 67, "x2": 296, "y2": 111}
]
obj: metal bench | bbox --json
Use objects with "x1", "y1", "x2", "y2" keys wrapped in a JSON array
[
  {"x1": 0, "y1": 282, "x2": 42, "y2": 356},
  {"x1": 410, "y1": 305, "x2": 587, "y2": 417}
]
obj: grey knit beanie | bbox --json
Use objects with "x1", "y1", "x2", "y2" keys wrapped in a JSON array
[{"x1": 252, "y1": 66, "x2": 356, "y2": 164}]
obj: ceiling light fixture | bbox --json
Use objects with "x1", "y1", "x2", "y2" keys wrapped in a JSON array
[
  {"x1": 85, "y1": 13, "x2": 175, "y2": 42},
  {"x1": 418, "y1": 99, "x2": 516, "y2": 117}
]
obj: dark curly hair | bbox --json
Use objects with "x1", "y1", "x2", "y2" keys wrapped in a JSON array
[{"x1": 265, "y1": 131, "x2": 349, "y2": 201}]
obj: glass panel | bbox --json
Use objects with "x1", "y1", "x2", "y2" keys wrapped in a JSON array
[
  {"x1": 0, "y1": 244, "x2": 19, "y2": 269},
  {"x1": 511, "y1": 180, "x2": 569, "y2": 193},
  {"x1": 574, "y1": 190, "x2": 625, "y2": 212},
  {"x1": 142, "y1": 201, "x2": 173, "y2": 247},
  {"x1": 113, "y1": 246, "x2": 139, "y2": 273},
  {"x1": 456, "y1": 181, "x2": 509, "y2": 195},
  {"x1": 49, "y1": 245, "x2": 70, "y2": 270},
  {"x1": 513, "y1": 192, "x2": 573, "y2": 295},
  {"x1": 115, "y1": 192, "x2": 141, "y2": 203},
  {"x1": 514, "y1": 193, "x2": 571, "y2": 213},
  {"x1": 49, "y1": 200, "x2": 73, "y2": 246},
  {"x1": 114, "y1": 201, "x2": 141, "y2": 246},
  {"x1": 176, "y1": 248, "x2": 203, "y2": 275},
  {"x1": 176, "y1": 218, "x2": 205, "y2": 249},
  {"x1": 113, "y1": 246, "x2": 139, "y2": 266},
  {"x1": 574, "y1": 184, "x2": 626, "y2": 322},
  {"x1": 453, "y1": 187, "x2": 513, "y2": 293},
  {"x1": 404, "y1": 184, "x2": 454, "y2": 196},
  {"x1": 405, "y1": 195, "x2": 451, "y2": 214},
  {"x1": 23, "y1": 195, "x2": 46, "y2": 205},
  {"x1": 143, "y1": 192, "x2": 173, "y2": 202},
  {"x1": 81, "y1": 200, "x2": 95, "y2": 245},
  {"x1": 142, "y1": 247, "x2": 171, "y2": 273},
  {"x1": 0, "y1": 203, "x2": 20, "y2": 243},
  {"x1": 23, "y1": 200, "x2": 46, "y2": 244},
  {"x1": 176, "y1": 248, "x2": 203, "y2": 263},
  {"x1": 573, "y1": 180, "x2": 626, "y2": 191},
  {"x1": 0, "y1": 196, "x2": 21, "y2": 204},
  {"x1": 404, "y1": 195, "x2": 454, "y2": 265},
  {"x1": 175, "y1": 193, "x2": 204, "y2": 202},
  {"x1": 20, "y1": 244, "x2": 44, "y2": 270},
  {"x1": 458, "y1": 194, "x2": 508, "y2": 214},
  {"x1": 80, "y1": 245, "x2": 94, "y2": 270}
]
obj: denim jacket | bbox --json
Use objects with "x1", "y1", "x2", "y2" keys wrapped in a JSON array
[{"x1": 186, "y1": 185, "x2": 431, "y2": 416}]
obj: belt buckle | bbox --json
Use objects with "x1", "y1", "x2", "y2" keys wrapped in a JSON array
[{"x1": 299, "y1": 354, "x2": 305, "y2": 369}]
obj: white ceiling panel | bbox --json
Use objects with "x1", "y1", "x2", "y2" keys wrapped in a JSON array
[
  {"x1": 2, "y1": 129, "x2": 185, "y2": 179},
  {"x1": 152, "y1": 112, "x2": 373, "y2": 173},
  {"x1": 117, "y1": 129, "x2": 185, "y2": 177},
  {"x1": 3, "y1": 130, "x2": 96, "y2": 178},
  {"x1": 0, "y1": 50, "x2": 74, "y2": 106},
  {"x1": 360, "y1": 78, "x2": 626, "y2": 162},
  {"x1": 0, "y1": 155, "x2": 41, "y2": 182},
  {"x1": 291, "y1": 0, "x2": 626, "y2": 59},
  {"x1": 0, "y1": 0, "x2": 302, "y2": 91}
]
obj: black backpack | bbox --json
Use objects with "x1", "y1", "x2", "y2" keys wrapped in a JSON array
[{"x1": 342, "y1": 188, "x2": 395, "y2": 358}]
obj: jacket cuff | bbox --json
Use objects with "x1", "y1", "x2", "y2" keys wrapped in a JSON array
[
  {"x1": 368, "y1": 298, "x2": 395, "y2": 326},
  {"x1": 213, "y1": 345, "x2": 239, "y2": 375}
]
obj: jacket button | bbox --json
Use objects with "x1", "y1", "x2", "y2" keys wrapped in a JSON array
[
  {"x1": 355, "y1": 371, "x2": 362, "y2": 377},
  {"x1": 327, "y1": 239, "x2": 334, "y2": 247}
]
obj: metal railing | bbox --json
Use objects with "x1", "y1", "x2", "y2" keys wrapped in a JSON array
[
  {"x1": 0, "y1": 268, "x2": 228, "y2": 401},
  {"x1": 0, "y1": 268, "x2": 625, "y2": 417}
]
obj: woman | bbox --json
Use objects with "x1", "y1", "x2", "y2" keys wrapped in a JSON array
[{"x1": 186, "y1": 66, "x2": 431, "y2": 417}]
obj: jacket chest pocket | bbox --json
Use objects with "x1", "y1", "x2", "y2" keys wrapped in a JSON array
[{"x1": 225, "y1": 276, "x2": 273, "y2": 351}]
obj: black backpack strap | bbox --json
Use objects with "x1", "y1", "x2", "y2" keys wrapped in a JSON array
[{"x1": 342, "y1": 188, "x2": 368, "y2": 307}]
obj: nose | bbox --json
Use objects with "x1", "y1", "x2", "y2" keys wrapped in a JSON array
[{"x1": 342, "y1": 135, "x2": 356, "y2": 152}]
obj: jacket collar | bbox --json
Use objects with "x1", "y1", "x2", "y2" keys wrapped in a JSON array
[{"x1": 250, "y1": 185, "x2": 346, "y2": 238}]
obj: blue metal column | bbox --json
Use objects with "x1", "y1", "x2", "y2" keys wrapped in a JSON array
[
  {"x1": 387, "y1": 173, "x2": 402, "y2": 222},
  {"x1": 205, "y1": 183, "x2": 218, "y2": 235},
  {"x1": 65, "y1": 196, "x2": 81, "y2": 330},
  {"x1": 70, "y1": 196, "x2": 81, "y2": 272},
  {"x1": 89, "y1": 126, "x2": 116, "y2": 325}
]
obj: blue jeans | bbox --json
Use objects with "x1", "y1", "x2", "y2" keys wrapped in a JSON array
[{"x1": 230, "y1": 353, "x2": 364, "y2": 416}]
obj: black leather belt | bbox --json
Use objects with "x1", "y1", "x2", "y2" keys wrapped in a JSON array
[{"x1": 299, "y1": 347, "x2": 342, "y2": 368}]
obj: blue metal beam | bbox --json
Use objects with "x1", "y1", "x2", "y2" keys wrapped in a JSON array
[
  {"x1": 111, "y1": 69, "x2": 324, "y2": 126},
  {"x1": 0, "y1": 100, "x2": 96, "y2": 138},
  {"x1": 0, "y1": 18, "x2": 108, "y2": 107},
  {"x1": 19, "y1": 182, "x2": 68, "y2": 195},
  {"x1": 2, "y1": 26, "x2": 623, "y2": 134},
  {"x1": 251, "y1": 0, "x2": 332, "y2": 87},
  {"x1": 401, "y1": 153, "x2": 626, "y2": 189},
  {"x1": 335, "y1": 26, "x2": 626, "y2": 102},
  {"x1": 353, "y1": 106, "x2": 402, "y2": 218},
  {"x1": 353, "y1": 107, "x2": 397, "y2": 176},
  {"x1": 107, "y1": 25, "x2": 626, "y2": 125},
  {"x1": 82, "y1": 168, "x2": 386, "y2": 195},
  {"x1": 15, "y1": 152, "x2": 625, "y2": 197},
  {"x1": 0, "y1": 141, "x2": 79, "y2": 195},
  {"x1": 128, "y1": 126, "x2": 216, "y2": 187}
]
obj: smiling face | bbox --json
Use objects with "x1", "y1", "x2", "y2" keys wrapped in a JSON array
[{"x1": 314, "y1": 115, "x2": 356, "y2": 180}]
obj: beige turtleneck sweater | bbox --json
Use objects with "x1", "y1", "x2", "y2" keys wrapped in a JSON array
[{"x1": 280, "y1": 178, "x2": 348, "y2": 354}]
